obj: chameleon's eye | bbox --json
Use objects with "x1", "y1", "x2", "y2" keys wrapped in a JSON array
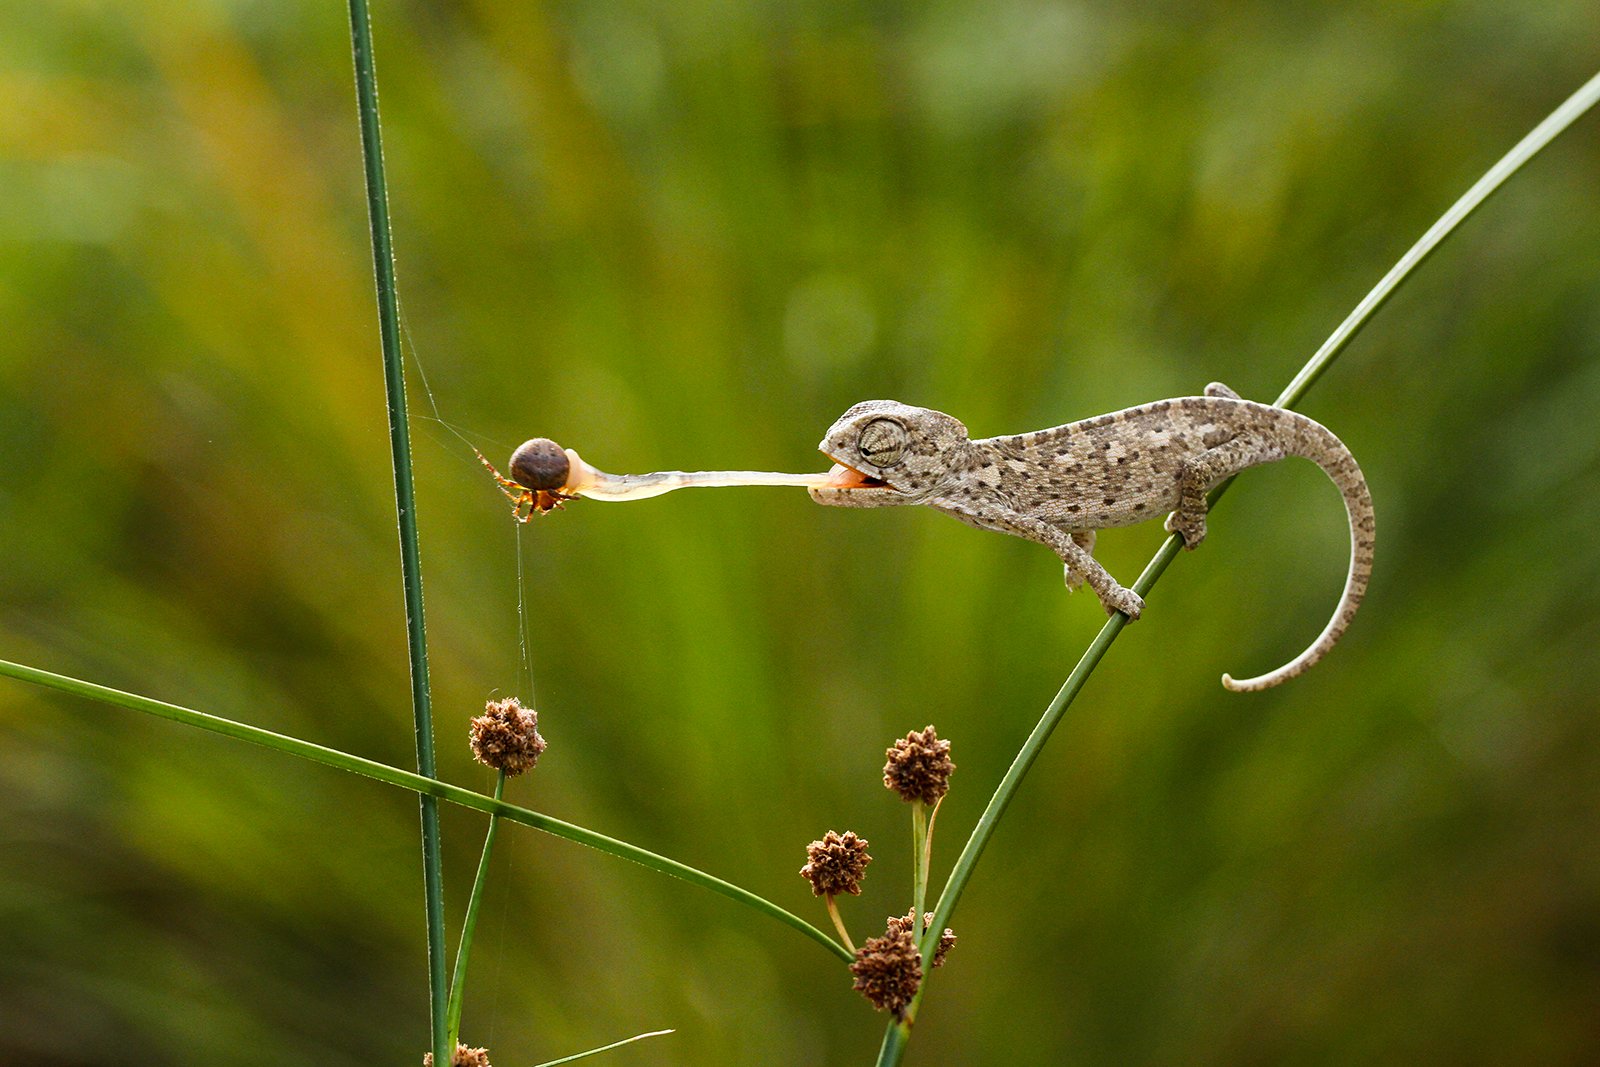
[{"x1": 857, "y1": 417, "x2": 908, "y2": 468}]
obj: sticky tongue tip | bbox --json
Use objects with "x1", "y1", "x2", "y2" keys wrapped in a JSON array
[
  {"x1": 821, "y1": 462, "x2": 881, "y2": 489},
  {"x1": 563, "y1": 449, "x2": 601, "y2": 492}
]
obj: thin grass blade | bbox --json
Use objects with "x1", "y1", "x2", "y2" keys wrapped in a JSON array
[{"x1": 532, "y1": 1029, "x2": 675, "y2": 1067}]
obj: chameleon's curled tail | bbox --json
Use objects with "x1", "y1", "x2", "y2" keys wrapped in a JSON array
[{"x1": 1221, "y1": 412, "x2": 1375, "y2": 692}]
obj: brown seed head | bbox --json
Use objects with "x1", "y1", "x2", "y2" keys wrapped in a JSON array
[
  {"x1": 509, "y1": 438, "x2": 570, "y2": 492},
  {"x1": 933, "y1": 926, "x2": 957, "y2": 968},
  {"x1": 883, "y1": 725, "x2": 954, "y2": 804},
  {"x1": 885, "y1": 910, "x2": 957, "y2": 968},
  {"x1": 850, "y1": 916, "x2": 923, "y2": 1016},
  {"x1": 469, "y1": 697, "x2": 547, "y2": 776},
  {"x1": 800, "y1": 830, "x2": 871, "y2": 897},
  {"x1": 422, "y1": 1044, "x2": 492, "y2": 1067}
]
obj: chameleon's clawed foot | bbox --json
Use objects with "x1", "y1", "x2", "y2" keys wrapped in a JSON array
[
  {"x1": 1164, "y1": 511, "x2": 1207, "y2": 549},
  {"x1": 1100, "y1": 585, "x2": 1144, "y2": 620},
  {"x1": 1063, "y1": 563, "x2": 1087, "y2": 592}
]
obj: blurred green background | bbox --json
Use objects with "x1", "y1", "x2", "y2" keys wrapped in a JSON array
[{"x1": 3, "y1": 1, "x2": 1598, "y2": 1063}]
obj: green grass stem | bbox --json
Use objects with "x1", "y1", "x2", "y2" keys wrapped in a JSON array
[
  {"x1": 0, "y1": 658, "x2": 852, "y2": 965},
  {"x1": 344, "y1": 0, "x2": 448, "y2": 1060},
  {"x1": 532, "y1": 1029, "x2": 675, "y2": 1066},
  {"x1": 875, "y1": 65, "x2": 1600, "y2": 1067},
  {"x1": 1279, "y1": 66, "x2": 1600, "y2": 411},
  {"x1": 446, "y1": 771, "x2": 506, "y2": 1051}
]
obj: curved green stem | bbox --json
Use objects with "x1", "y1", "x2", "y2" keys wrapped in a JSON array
[
  {"x1": 533, "y1": 1029, "x2": 674, "y2": 1066},
  {"x1": 446, "y1": 771, "x2": 506, "y2": 1050},
  {"x1": 1278, "y1": 67, "x2": 1600, "y2": 411},
  {"x1": 875, "y1": 65, "x2": 1600, "y2": 1067},
  {"x1": 345, "y1": 0, "x2": 448, "y2": 1061},
  {"x1": 904, "y1": 595, "x2": 1141, "y2": 1028},
  {"x1": 0, "y1": 659, "x2": 852, "y2": 964}
]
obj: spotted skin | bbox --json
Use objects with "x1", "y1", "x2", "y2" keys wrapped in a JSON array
[{"x1": 810, "y1": 384, "x2": 1375, "y2": 691}]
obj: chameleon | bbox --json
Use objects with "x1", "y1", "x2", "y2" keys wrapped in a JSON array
[{"x1": 808, "y1": 383, "x2": 1374, "y2": 692}]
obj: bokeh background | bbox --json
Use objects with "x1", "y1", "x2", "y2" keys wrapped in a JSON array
[{"x1": 3, "y1": 2, "x2": 1598, "y2": 1064}]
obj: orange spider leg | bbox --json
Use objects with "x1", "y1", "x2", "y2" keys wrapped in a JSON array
[{"x1": 474, "y1": 447, "x2": 537, "y2": 522}]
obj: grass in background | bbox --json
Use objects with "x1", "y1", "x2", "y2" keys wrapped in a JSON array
[{"x1": 2, "y1": 4, "x2": 1599, "y2": 1064}]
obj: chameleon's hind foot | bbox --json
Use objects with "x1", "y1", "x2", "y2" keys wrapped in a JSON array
[
  {"x1": 1062, "y1": 530, "x2": 1096, "y2": 590},
  {"x1": 1099, "y1": 584, "x2": 1144, "y2": 621},
  {"x1": 1164, "y1": 510, "x2": 1207, "y2": 548}
]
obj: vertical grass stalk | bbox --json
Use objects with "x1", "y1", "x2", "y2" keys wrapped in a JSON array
[
  {"x1": 345, "y1": 2, "x2": 449, "y2": 1062},
  {"x1": 873, "y1": 66, "x2": 1600, "y2": 1067}
]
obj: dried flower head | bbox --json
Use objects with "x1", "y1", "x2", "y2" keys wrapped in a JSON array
[
  {"x1": 422, "y1": 1043, "x2": 492, "y2": 1067},
  {"x1": 883, "y1": 725, "x2": 955, "y2": 804},
  {"x1": 469, "y1": 697, "x2": 547, "y2": 776},
  {"x1": 885, "y1": 910, "x2": 957, "y2": 968},
  {"x1": 850, "y1": 916, "x2": 923, "y2": 1016},
  {"x1": 800, "y1": 830, "x2": 871, "y2": 897},
  {"x1": 933, "y1": 926, "x2": 956, "y2": 968}
]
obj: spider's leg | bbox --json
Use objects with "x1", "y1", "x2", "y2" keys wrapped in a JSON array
[
  {"x1": 473, "y1": 447, "x2": 521, "y2": 493},
  {"x1": 473, "y1": 447, "x2": 544, "y2": 518}
]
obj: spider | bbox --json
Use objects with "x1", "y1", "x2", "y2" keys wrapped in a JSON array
[{"x1": 475, "y1": 439, "x2": 575, "y2": 521}]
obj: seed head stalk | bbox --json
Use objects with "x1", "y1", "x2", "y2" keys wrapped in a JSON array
[
  {"x1": 446, "y1": 772, "x2": 506, "y2": 1051},
  {"x1": 910, "y1": 800, "x2": 928, "y2": 939}
]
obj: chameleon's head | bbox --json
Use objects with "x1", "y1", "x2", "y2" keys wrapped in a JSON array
[{"x1": 810, "y1": 400, "x2": 971, "y2": 508}]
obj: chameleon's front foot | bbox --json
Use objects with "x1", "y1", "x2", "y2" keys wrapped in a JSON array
[
  {"x1": 1063, "y1": 563, "x2": 1086, "y2": 592},
  {"x1": 1098, "y1": 584, "x2": 1144, "y2": 620}
]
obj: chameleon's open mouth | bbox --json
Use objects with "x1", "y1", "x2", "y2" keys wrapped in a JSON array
[
  {"x1": 822, "y1": 460, "x2": 891, "y2": 490},
  {"x1": 809, "y1": 456, "x2": 903, "y2": 508}
]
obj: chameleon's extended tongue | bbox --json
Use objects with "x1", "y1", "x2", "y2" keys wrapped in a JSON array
[
  {"x1": 564, "y1": 448, "x2": 831, "y2": 501},
  {"x1": 499, "y1": 435, "x2": 832, "y2": 505},
  {"x1": 482, "y1": 438, "x2": 833, "y2": 520}
]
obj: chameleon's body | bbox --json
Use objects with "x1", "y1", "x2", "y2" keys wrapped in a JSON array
[{"x1": 809, "y1": 384, "x2": 1374, "y2": 691}]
